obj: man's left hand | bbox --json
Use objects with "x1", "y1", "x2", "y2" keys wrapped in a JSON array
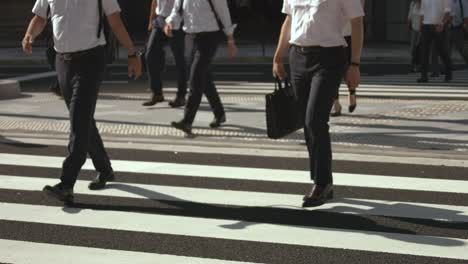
[
  {"x1": 128, "y1": 56, "x2": 142, "y2": 80},
  {"x1": 346, "y1": 66, "x2": 360, "y2": 90}
]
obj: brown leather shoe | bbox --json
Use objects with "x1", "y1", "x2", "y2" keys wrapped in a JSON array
[
  {"x1": 142, "y1": 95, "x2": 165, "y2": 106},
  {"x1": 302, "y1": 184, "x2": 334, "y2": 208}
]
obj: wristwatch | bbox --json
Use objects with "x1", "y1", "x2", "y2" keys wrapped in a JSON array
[
  {"x1": 350, "y1": 62, "x2": 360, "y2": 67},
  {"x1": 128, "y1": 53, "x2": 137, "y2": 59}
]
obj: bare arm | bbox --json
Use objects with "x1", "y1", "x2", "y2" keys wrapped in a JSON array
[
  {"x1": 272, "y1": 15, "x2": 291, "y2": 79},
  {"x1": 22, "y1": 15, "x2": 47, "y2": 54},
  {"x1": 346, "y1": 16, "x2": 364, "y2": 90},
  {"x1": 106, "y1": 12, "x2": 141, "y2": 79},
  {"x1": 148, "y1": 0, "x2": 157, "y2": 31},
  {"x1": 350, "y1": 16, "x2": 364, "y2": 64},
  {"x1": 106, "y1": 12, "x2": 136, "y2": 55}
]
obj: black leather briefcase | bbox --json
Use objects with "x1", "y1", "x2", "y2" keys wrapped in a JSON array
[{"x1": 265, "y1": 78, "x2": 302, "y2": 139}]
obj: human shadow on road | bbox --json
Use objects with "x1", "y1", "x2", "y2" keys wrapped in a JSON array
[
  {"x1": 0, "y1": 135, "x2": 48, "y2": 148},
  {"x1": 62, "y1": 183, "x2": 467, "y2": 247}
]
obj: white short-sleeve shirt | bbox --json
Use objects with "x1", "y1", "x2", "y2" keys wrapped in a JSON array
[
  {"x1": 420, "y1": 0, "x2": 451, "y2": 25},
  {"x1": 283, "y1": 0, "x2": 364, "y2": 47},
  {"x1": 156, "y1": 0, "x2": 175, "y2": 17},
  {"x1": 32, "y1": 0, "x2": 121, "y2": 53}
]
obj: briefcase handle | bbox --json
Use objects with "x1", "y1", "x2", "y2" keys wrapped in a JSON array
[{"x1": 274, "y1": 77, "x2": 292, "y2": 91}]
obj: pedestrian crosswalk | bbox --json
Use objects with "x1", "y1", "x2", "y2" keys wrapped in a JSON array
[
  {"x1": 0, "y1": 147, "x2": 467, "y2": 263},
  {"x1": 158, "y1": 71, "x2": 468, "y2": 99}
]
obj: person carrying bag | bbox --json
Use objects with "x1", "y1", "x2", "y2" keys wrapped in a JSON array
[{"x1": 273, "y1": 0, "x2": 365, "y2": 207}]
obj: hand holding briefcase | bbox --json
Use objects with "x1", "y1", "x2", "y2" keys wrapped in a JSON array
[{"x1": 265, "y1": 78, "x2": 302, "y2": 139}]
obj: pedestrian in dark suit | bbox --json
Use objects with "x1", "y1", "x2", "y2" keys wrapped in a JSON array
[{"x1": 22, "y1": 0, "x2": 142, "y2": 203}]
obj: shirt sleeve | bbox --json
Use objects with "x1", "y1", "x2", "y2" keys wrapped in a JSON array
[
  {"x1": 102, "y1": 0, "x2": 121, "y2": 16},
  {"x1": 282, "y1": 0, "x2": 292, "y2": 15},
  {"x1": 32, "y1": 0, "x2": 48, "y2": 19},
  {"x1": 166, "y1": 0, "x2": 183, "y2": 30},
  {"x1": 342, "y1": 0, "x2": 365, "y2": 19},
  {"x1": 212, "y1": 0, "x2": 237, "y2": 35}
]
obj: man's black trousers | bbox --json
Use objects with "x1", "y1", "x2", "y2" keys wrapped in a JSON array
[
  {"x1": 420, "y1": 25, "x2": 453, "y2": 79},
  {"x1": 289, "y1": 46, "x2": 347, "y2": 185},
  {"x1": 56, "y1": 46, "x2": 113, "y2": 188},
  {"x1": 182, "y1": 32, "x2": 225, "y2": 124},
  {"x1": 146, "y1": 23, "x2": 187, "y2": 98}
]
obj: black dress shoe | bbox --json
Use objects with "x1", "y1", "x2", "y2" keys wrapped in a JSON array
[
  {"x1": 209, "y1": 115, "x2": 226, "y2": 128},
  {"x1": 142, "y1": 95, "x2": 165, "y2": 106},
  {"x1": 302, "y1": 184, "x2": 334, "y2": 208},
  {"x1": 171, "y1": 120, "x2": 193, "y2": 135},
  {"x1": 43, "y1": 183, "x2": 74, "y2": 204},
  {"x1": 169, "y1": 97, "x2": 186, "y2": 108},
  {"x1": 417, "y1": 77, "x2": 428, "y2": 83},
  {"x1": 88, "y1": 171, "x2": 115, "y2": 190},
  {"x1": 330, "y1": 103, "x2": 342, "y2": 117}
]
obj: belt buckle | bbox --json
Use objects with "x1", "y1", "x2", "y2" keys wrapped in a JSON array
[{"x1": 62, "y1": 53, "x2": 73, "y2": 61}]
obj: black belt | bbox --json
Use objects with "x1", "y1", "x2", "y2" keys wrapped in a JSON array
[
  {"x1": 292, "y1": 45, "x2": 342, "y2": 53},
  {"x1": 58, "y1": 45, "x2": 104, "y2": 60}
]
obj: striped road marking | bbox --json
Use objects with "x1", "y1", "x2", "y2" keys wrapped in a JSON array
[
  {"x1": 1, "y1": 203, "x2": 467, "y2": 260},
  {"x1": 0, "y1": 153, "x2": 467, "y2": 194}
]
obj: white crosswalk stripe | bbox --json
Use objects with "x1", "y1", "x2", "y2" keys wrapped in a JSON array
[
  {"x1": 0, "y1": 150, "x2": 467, "y2": 263},
  {"x1": 159, "y1": 71, "x2": 468, "y2": 98}
]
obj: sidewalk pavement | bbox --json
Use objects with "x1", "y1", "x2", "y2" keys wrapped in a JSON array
[
  {"x1": 1, "y1": 42, "x2": 467, "y2": 65},
  {"x1": 0, "y1": 82, "x2": 467, "y2": 161}
]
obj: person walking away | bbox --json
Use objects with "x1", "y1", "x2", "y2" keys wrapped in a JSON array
[
  {"x1": 418, "y1": 0, "x2": 453, "y2": 82},
  {"x1": 273, "y1": 0, "x2": 364, "y2": 207},
  {"x1": 165, "y1": 0, "x2": 238, "y2": 136},
  {"x1": 22, "y1": 0, "x2": 142, "y2": 203},
  {"x1": 142, "y1": 0, "x2": 188, "y2": 108}
]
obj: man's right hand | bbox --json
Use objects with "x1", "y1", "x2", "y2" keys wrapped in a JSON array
[
  {"x1": 22, "y1": 35, "x2": 34, "y2": 54},
  {"x1": 164, "y1": 23, "x2": 173, "y2": 37},
  {"x1": 273, "y1": 62, "x2": 287, "y2": 80}
]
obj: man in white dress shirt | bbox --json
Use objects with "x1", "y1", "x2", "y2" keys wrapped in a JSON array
[
  {"x1": 273, "y1": 0, "x2": 364, "y2": 207},
  {"x1": 22, "y1": 0, "x2": 142, "y2": 203},
  {"x1": 164, "y1": 0, "x2": 238, "y2": 135},
  {"x1": 143, "y1": 0, "x2": 187, "y2": 108},
  {"x1": 418, "y1": 0, "x2": 453, "y2": 82}
]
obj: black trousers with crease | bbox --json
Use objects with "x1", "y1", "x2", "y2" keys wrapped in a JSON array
[
  {"x1": 289, "y1": 46, "x2": 347, "y2": 185},
  {"x1": 56, "y1": 46, "x2": 112, "y2": 188}
]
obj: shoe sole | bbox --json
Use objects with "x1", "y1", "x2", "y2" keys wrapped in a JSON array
[{"x1": 88, "y1": 177, "x2": 115, "y2": 190}]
